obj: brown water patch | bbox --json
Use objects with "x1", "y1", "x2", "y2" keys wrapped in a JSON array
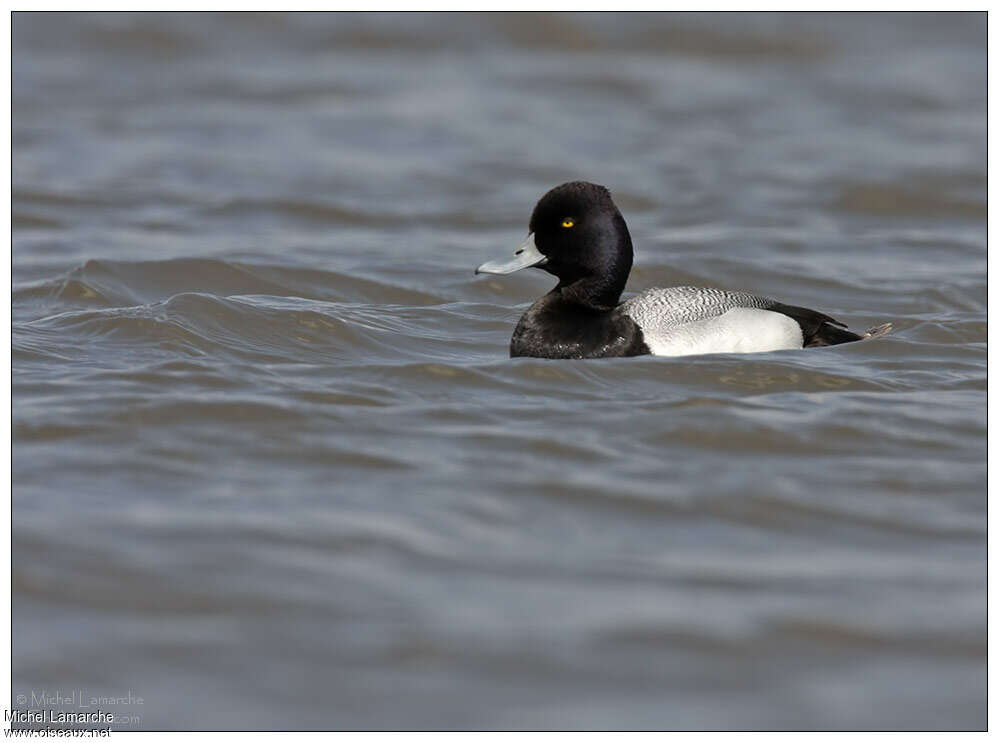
[{"x1": 835, "y1": 183, "x2": 986, "y2": 219}]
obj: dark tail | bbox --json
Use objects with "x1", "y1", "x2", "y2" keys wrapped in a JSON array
[
  {"x1": 806, "y1": 321, "x2": 893, "y2": 348},
  {"x1": 770, "y1": 301, "x2": 892, "y2": 348}
]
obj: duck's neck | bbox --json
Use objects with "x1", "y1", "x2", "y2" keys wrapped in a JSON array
[
  {"x1": 555, "y1": 214, "x2": 633, "y2": 310},
  {"x1": 555, "y1": 275, "x2": 625, "y2": 311}
]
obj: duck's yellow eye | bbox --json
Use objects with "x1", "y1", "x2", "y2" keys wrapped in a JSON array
[{"x1": 561, "y1": 218, "x2": 575, "y2": 228}]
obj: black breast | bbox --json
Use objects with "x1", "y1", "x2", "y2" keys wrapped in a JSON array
[{"x1": 509, "y1": 293, "x2": 650, "y2": 359}]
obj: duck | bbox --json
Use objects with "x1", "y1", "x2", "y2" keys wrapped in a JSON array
[{"x1": 475, "y1": 181, "x2": 891, "y2": 359}]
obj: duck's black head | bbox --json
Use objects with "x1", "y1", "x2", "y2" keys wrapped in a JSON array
[{"x1": 476, "y1": 181, "x2": 634, "y2": 309}]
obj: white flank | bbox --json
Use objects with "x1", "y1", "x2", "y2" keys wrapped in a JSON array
[{"x1": 638, "y1": 308, "x2": 804, "y2": 357}]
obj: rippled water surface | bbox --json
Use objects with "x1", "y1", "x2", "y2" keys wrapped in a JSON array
[{"x1": 12, "y1": 12, "x2": 986, "y2": 730}]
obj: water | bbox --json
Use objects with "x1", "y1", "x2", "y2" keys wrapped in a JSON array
[{"x1": 12, "y1": 12, "x2": 986, "y2": 730}]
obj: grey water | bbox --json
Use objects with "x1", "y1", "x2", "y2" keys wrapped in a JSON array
[{"x1": 12, "y1": 12, "x2": 986, "y2": 730}]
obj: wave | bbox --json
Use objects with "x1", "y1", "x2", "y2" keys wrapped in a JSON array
[{"x1": 13, "y1": 257, "x2": 444, "y2": 310}]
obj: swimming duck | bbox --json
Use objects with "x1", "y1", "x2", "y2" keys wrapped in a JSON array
[{"x1": 476, "y1": 181, "x2": 891, "y2": 359}]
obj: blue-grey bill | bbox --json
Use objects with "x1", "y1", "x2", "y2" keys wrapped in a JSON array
[{"x1": 475, "y1": 234, "x2": 548, "y2": 275}]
